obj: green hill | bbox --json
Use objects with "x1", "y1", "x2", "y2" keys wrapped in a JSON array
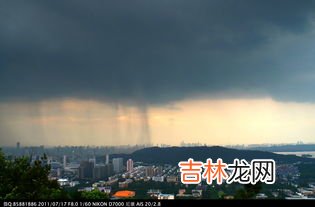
[{"x1": 129, "y1": 146, "x2": 314, "y2": 164}]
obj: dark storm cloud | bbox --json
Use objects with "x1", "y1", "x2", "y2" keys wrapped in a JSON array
[{"x1": 1, "y1": 0, "x2": 315, "y2": 104}]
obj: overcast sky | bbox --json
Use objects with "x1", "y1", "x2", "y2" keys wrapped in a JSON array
[{"x1": 1, "y1": 1, "x2": 315, "y2": 146}]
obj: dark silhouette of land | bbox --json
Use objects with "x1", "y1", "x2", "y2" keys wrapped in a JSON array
[
  {"x1": 110, "y1": 146, "x2": 315, "y2": 164},
  {"x1": 248, "y1": 144, "x2": 315, "y2": 152}
]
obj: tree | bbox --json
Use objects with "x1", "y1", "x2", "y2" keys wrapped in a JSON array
[
  {"x1": 234, "y1": 183, "x2": 262, "y2": 199},
  {"x1": 80, "y1": 190, "x2": 109, "y2": 200},
  {"x1": 217, "y1": 190, "x2": 225, "y2": 199},
  {"x1": 0, "y1": 149, "x2": 68, "y2": 199}
]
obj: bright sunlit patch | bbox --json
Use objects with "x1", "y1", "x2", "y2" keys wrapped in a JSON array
[{"x1": 0, "y1": 97, "x2": 315, "y2": 146}]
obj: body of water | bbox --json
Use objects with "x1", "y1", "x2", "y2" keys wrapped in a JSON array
[{"x1": 274, "y1": 151, "x2": 315, "y2": 158}]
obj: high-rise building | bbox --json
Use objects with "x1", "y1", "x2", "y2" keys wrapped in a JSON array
[
  {"x1": 112, "y1": 158, "x2": 124, "y2": 173},
  {"x1": 16, "y1": 142, "x2": 20, "y2": 149},
  {"x1": 105, "y1": 154, "x2": 109, "y2": 165},
  {"x1": 79, "y1": 160, "x2": 94, "y2": 180},
  {"x1": 145, "y1": 166, "x2": 159, "y2": 177},
  {"x1": 93, "y1": 164, "x2": 107, "y2": 180},
  {"x1": 89, "y1": 157, "x2": 96, "y2": 167},
  {"x1": 105, "y1": 163, "x2": 114, "y2": 177},
  {"x1": 126, "y1": 159, "x2": 133, "y2": 172},
  {"x1": 63, "y1": 155, "x2": 67, "y2": 168}
]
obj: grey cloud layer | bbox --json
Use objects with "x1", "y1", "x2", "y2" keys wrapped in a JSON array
[{"x1": 1, "y1": 0, "x2": 315, "y2": 104}]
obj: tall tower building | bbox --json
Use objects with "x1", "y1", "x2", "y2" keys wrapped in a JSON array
[
  {"x1": 126, "y1": 159, "x2": 134, "y2": 172},
  {"x1": 112, "y1": 158, "x2": 123, "y2": 173},
  {"x1": 63, "y1": 155, "x2": 67, "y2": 168},
  {"x1": 89, "y1": 157, "x2": 96, "y2": 167},
  {"x1": 105, "y1": 154, "x2": 109, "y2": 165}
]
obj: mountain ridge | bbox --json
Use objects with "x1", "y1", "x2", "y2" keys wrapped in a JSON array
[{"x1": 110, "y1": 146, "x2": 315, "y2": 164}]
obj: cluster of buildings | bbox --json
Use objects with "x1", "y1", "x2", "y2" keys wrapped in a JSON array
[
  {"x1": 47, "y1": 154, "x2": 134, "y2": 182},
  {"x1": 147, "y1": 188, "x2": 203, "y2": 200},
  {"x1": 283, "y1": 184, "x2": 315, "y2": 199},
  {"x1": 4, "y1": 143, "x2": 315, "y2": 200},
  {"x1": 276, "y1": 164, "x2": 300, "y2": 183},
  {"x1": 121, "y1": 164, "x2": 178, "y2": 183},
  {"x1": 78, "y1": 162, "x2": 180, "y2": 199},
  {"x1": 78, "y1": 157, "x2": 135, "y2": 181}
]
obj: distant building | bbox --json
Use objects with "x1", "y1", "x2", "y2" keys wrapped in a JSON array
[
  {"x1": 156, "y1": 166, "x2": 163, "y2": 175},
  {"x1": 92, "y1": 163, "x2": 114, "y2": 180},
  {"x1": 126, "y1": 159, "x2": 134, "y2": 172},
  {"x1": 70, "y1": 181, "x2": 80, "y2": 187},
  {"x1": 105, "y1": 164, "x2": 114, "y2": 177},
  {"x1": 158, "y1": 194, "x2": 174, "y2": 200},
  {"x1": 145, "y1": 166, "x2": 156, "y2": 177},
  {"x1": 63, "y1": 155, "x2": 67, "y2": 168},
  {"x1": 256, "y1": 193, "x2": 268, "y2": 199},
  {"x1": 98, "y1": 186, "x2": 111, "y2": 194},
  {"x1": 104, "y1": 178, "x2": 118, "y2": 186},
  {"x1": 113, "y1": 158, "x2": 124, "y2": 173},
  {"x1": 147, "y1": 189, "x2": 162, "y2": 195},
  {"x1": 122, "y1": 172, "x2": 130, "y2": 179},
  {"x1": 57, "y1": 178, "x2": 69, "y2": 186},
  {"x1": 152, "y1": 176, "x2": 164, "y2": 182},
  {"x1": 145, "y1": 166, "x2": 163, "y2": 177},
  {"x1": 118, "y1": 182, "x2": 128, "y2": 189},
  {"x1": 147, "y1": 189, "x2": 161, "y2": 198},
  {"x1": 89, "y1": 157, "x2": 96, "y2": 166},
  {"x1": 16, "y1": 142, "x2": 20, "y2": 149},
  {"x1": 166, "y1": 175, "x2": 178, "y2": 183},
  {"x1": 93, "y1": 164, "x2": 106, "y2": 180},
  {"x1": 79, "y1": 160, "x2": 94, "y2": 179},
  {"x1": 105, "y1": 154, "x2": 110, "y2": 165},
  {"x1": 78, "y1": 187, "x2": 93, "y2": 192},
  {"x1": 118, "y1": 179, "x2": 133, "y2": 188}
]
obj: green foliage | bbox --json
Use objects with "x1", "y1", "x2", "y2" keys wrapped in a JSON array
[
  {"x1": 80, "y1": 190, "x2": 109, "y2": 200},
  {"x1": 217, "y1": 190, "x2": 225, "y2": 199},
  {"x1": 126, "y1": 180, "x2": 181, "y2": 199},
  {"x1": 0, "y1": 149, "x2": 67, "y2": 199},
  {"x1": 298, "y1": 163, "x2": 315, "y2": 185},
  {"x1": 234, "y1": 183, "x2": 262, "y2": 199}
]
